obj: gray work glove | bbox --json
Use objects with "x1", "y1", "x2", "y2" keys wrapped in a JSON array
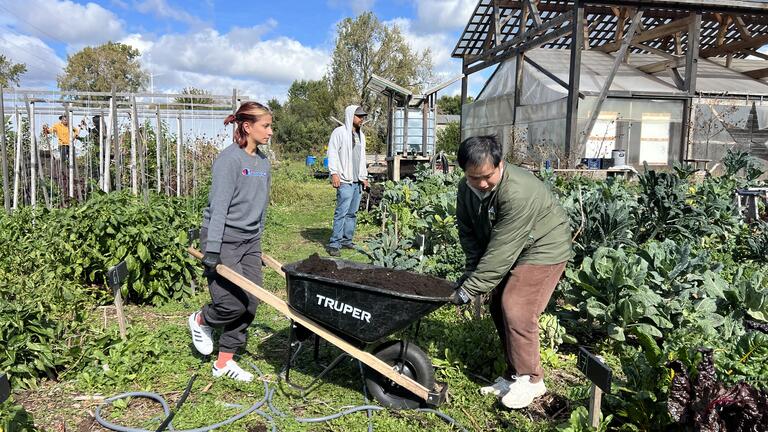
[
  {"x1": 451, "y1": 286, "x2": 472, "y2": 305},
  {"x1": 202, "y1": 251, "x2": 220, "y2": 272}
]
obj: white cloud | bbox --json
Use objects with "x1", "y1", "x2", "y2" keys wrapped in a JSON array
[
  {"x1": 147, "y1": 28, "x2": 329, "y2": 86},
  {"x1": 327, "y1": 0, "x2": 376, "y2": 15},
  {"x1": 135, "y1": 0, "x2": 206, "y2": 28},
  {"x1": 0, "y1": 31, "x2": 66, "y2": 86},
  {"x1": 414, "y1": 0, "x2": 475, "y2": 32},
  {"x1": 120, "y1": 33, "x2": 155, "y2": 55},
  {"x1": 1, "y1": 0, "x2": 124, "y2": 45},
  {"x1": 228, "y1": 19, "x2": 279, "y2": 47}
]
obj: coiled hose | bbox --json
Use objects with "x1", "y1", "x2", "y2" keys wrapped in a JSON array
[{"x1": 95, "y1": 360, "x2": 467, "y2": 432}]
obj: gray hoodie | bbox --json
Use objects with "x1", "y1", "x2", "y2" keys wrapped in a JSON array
[
  {"x1": 201, "y1": 143, "x2": 271, "y2": 253},
  {"x1": 327, "y1": 105, "x2": 368, "y2": 184}
]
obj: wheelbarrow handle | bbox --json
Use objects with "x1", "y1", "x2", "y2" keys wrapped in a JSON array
[{"x1": 188, "y1": 248, "x2": 285, "y2": 279}]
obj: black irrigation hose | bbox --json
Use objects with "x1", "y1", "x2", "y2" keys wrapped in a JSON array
[
  {"x1": 155, "y1": 374, "x2": 197, "y2": 432},
  {"x1": 95, "y1": 360, "x2": 468, "y2": 432}
]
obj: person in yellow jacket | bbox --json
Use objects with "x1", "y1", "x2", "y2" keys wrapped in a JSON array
[{"x1": 45, "y1": 115, "x2": 79, "y2": 165}]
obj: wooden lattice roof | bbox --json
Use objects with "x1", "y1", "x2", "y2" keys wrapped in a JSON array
[{"x1": 453, "y1": 0, "x2": 768, "y2": 59}]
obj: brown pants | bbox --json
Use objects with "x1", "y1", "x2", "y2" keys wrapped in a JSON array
[{"x1": 489, "y1": 261, "x2": 567, "y2": 383}]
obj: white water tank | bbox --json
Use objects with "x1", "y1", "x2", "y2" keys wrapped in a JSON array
[{"x1": 612, "y1": 149, "x2": 626, "y2": 167}]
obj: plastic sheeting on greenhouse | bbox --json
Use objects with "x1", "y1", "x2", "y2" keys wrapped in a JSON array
[{"x1": 463, "y1": 47, "x2": 768, "y2": 167}]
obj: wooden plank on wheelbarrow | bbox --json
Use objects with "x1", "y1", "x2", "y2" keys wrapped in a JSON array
[{"x1": 188, "y1": 247, "x2": 432, "y2": 402}]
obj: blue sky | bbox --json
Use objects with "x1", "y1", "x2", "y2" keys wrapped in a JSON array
[{"x1": 0, "y1": 0, "x2": 489, "y2": 101}]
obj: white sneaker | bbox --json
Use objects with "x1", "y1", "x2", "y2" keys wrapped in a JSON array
[
  {"x1": 212, "y1": 360, "x2": 254, "y2": 382},
  {"x1": 188, "y1": 312, "x2": 213, "y2": 355},
  {"x1": 479, "y1": 376, "x2": 512, "y2": 396},
  {"x1": 500, "y1": 375, "x2": 546, "y2": 409}
]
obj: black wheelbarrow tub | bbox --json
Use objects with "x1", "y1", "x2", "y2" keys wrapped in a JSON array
[{"x1": 283, "y1": 258, "x2": 453, "y2": 345}]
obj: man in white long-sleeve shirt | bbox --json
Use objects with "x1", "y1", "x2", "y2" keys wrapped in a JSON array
[{"x1": 326, "y1": 105, "x2": 369, "y2": 256}]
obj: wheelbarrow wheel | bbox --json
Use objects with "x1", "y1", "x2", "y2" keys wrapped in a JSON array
[{"x1": 364, "y1": 340, "x2": 434, "y2": 409}]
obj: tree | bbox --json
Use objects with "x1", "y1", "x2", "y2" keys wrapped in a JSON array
[
  {"x1": 57, "y1": 42, "x2": 148, "y2": 95},
  {"x1": 328, "y1": 12, "x2": 434, "y2": 153},
  {"x1": 0, "y1": 55, "x2": 26, "y2": 87},
  {"x1": 174, "y1": 87, "x2": 214, "y2": 109},
  {"x1": 437, "y1": 95, "x2": 472, "y2": 115},
  {"x1": 436, "y1": 121, "x2": 460, "y2": 155},
  {"x1": 274, "y1": 79, "x2": 335, "y2": 155}
]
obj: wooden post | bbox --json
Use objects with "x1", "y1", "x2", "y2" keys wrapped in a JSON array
[
  {"x1": 105, "y1": 96, "x2": 115, "y2": 193},
  {"x1": 589, "y1": 384, "x2": 603, "y2": 427},
  {"x1": 578, "y1": 10, "x2": 644, "y2": 153},
  {"x1": 565, "y1": 1, "x2": 584, "y2": 166},
  {"x1": 0, "y1": 86, "x2": 9, "y2": 212},
  {"x1": 107, "y1": 261, "x2": 129, "y2": 341},
  {"x1": 28, "y1": 100, "x2": 36, "y2": 207},
  {"x1": 67, "y1": 105, "x2": 74, "y2": 199},
  {"x1": 112, "y1": 89, "x2": 121, "y2": 192},
  {"x1": 176, "y1": 115, "x2": 182, "y2": 197},
  {"x1": 12, "y1": 110, "x2": 21, "y2": 210},
  {"x1": 403, "y1": 97, "x2": 410, "y2": 156},
  {"x1": 422, "y1": 98, "x2": 428, "y2": 156},
  {"x1": 0, "y1": 88, "x2": 5, "y2": 210},
  {"x1": 231, "y1": 88, "x2": 237, "y2": 137},
  {"x1": 460, "y1": 70, "x2": 468, "y2": 140},
  {"x1": 130, "y1": 96, "x2": 138, "y2": 195},
  {"x1": 98, "y1": 114, "x2": 104, "y2": 191},
  {"x1": 682, "y1": 13, "x2": 701, "y2": 162},
  {"x1": 387, "y1": 94, "x2": 394, "y2": 157},
  {"x1": 155, "y1": 105, "x2": 162, "y2": 193}
]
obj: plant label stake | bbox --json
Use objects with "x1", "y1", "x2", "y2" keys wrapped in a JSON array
[
  {"x1": 107, "y1": 260, "x2": 129, "y2": 340},
  {"x1": 577, "y1": 347, "x2": 612, "y2": 428},
  {"x1": 187, "y1": 228, "x2": 200, "y2": 293}
]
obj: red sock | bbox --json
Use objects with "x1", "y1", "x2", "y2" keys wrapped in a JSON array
[
  {"x1": 216, "y1": 352, "x2": 234, "y2": 369},
  {"x1": 196, "y1": 312, "x2": 204, "y2": 325}
]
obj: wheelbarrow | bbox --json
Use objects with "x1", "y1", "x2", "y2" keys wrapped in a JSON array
[{"x1": 188, "y1": 248, "x2": 452, "y2": 409}]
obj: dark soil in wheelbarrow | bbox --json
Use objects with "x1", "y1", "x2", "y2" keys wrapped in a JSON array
[{"x1": 296, "y1": 253, "x2": 455, "y2": 298}]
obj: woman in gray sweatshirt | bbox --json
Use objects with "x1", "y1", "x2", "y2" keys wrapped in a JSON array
[{"x1": 188, "y1": 102, "x2": 272, "y2": 382}]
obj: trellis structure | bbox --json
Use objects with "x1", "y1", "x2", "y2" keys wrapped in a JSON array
[
  {"x1": 454, "y1": 0, "x2": 768, "y2": 167},
  {"x1": 0, "y1": 87, "x2": 252, "y2": 211}
]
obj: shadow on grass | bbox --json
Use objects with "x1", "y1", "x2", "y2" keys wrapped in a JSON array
[{"x1": 300, "y1": 227, "x2": 331, "y2": 246}]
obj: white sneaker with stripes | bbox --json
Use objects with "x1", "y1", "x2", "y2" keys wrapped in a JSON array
[
  {"x1": 212, "y1": 360, "x2": 254, "y2": 382},
  {"x1": 479, "y1": 376, "x2": 513, "y2": 397},
  {"x1": 188, "y1": 312, "x2": 213, "y2": 355}
]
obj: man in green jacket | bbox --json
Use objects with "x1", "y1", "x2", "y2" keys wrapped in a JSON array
[{"x1": 451, "y1": 135, "x2": 572, "y2": 409}]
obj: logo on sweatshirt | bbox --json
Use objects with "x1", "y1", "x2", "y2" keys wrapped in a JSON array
[{"x1": 242, "y1": 168, "x2": 267, "y2": 177}]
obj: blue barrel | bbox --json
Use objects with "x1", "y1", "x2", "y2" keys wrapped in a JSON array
[
  {"x1": 323, "y1": 157, "x2": 329, "y2": 168},
  {"x1": 306, "y1": 156, "x2": 317, "y2": 166}
]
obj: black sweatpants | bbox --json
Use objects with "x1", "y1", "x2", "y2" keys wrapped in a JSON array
[{"x1": 200, "y1": 228, "x2": 262, "y2": 353}]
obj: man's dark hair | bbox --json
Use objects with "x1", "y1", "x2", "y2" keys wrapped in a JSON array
[
  {"x1": 457, "y1": 135, "x2": 502, "y2": 170},
  {"x1": 58, "y1": 115, "x2": 65, "y2": 120}
]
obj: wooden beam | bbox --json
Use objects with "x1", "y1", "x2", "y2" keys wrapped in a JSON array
[
  {"x1": 597, "y1": 14, "x2": 696, "y2": 53},
  {"x1": 464, "y1": 11, "x2": 572, "y2": 66},
  {"x1": 734, "y1": 16, "x2": 751, "y2": 39},
  {"x1": 743, "y1": 67, "x2": 768, "y2": 79},
  {"x1": 637, "y1": 57, "x2": 686, "y2": 73},
  {"x1": 565, "y1": 1, "x2": 584, "y2": 164},
  {"x1": 668, "y1": 67, "x2": 686, "y2": 89},
  {"x1": 578, "y1": 10, "x2": 645, "y2": 154},
  {"x1": 684, "y1": 13, "x2": 701, "y2": 94},
  {"x1": 464, "y1": 24, "x2": 573, "y2": 75},
  {"x1": 524, "y1": 0, "x2": 543, "y2": 28},
  {"x1": 634, "y1": 42, "x2": 678, "y2": 59},
  {"x1": 674, "y1": 32, "x2": 683, "y2": 55},
  {"x1": 524, "y1": 56, "x2": 582, "y2": 95},
  {"x1": 700, "y1": 33, "x2": 768, "y2": 57},
  {"x1": 743, "y1": 49, "x2": 768, "y2": 60}
]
